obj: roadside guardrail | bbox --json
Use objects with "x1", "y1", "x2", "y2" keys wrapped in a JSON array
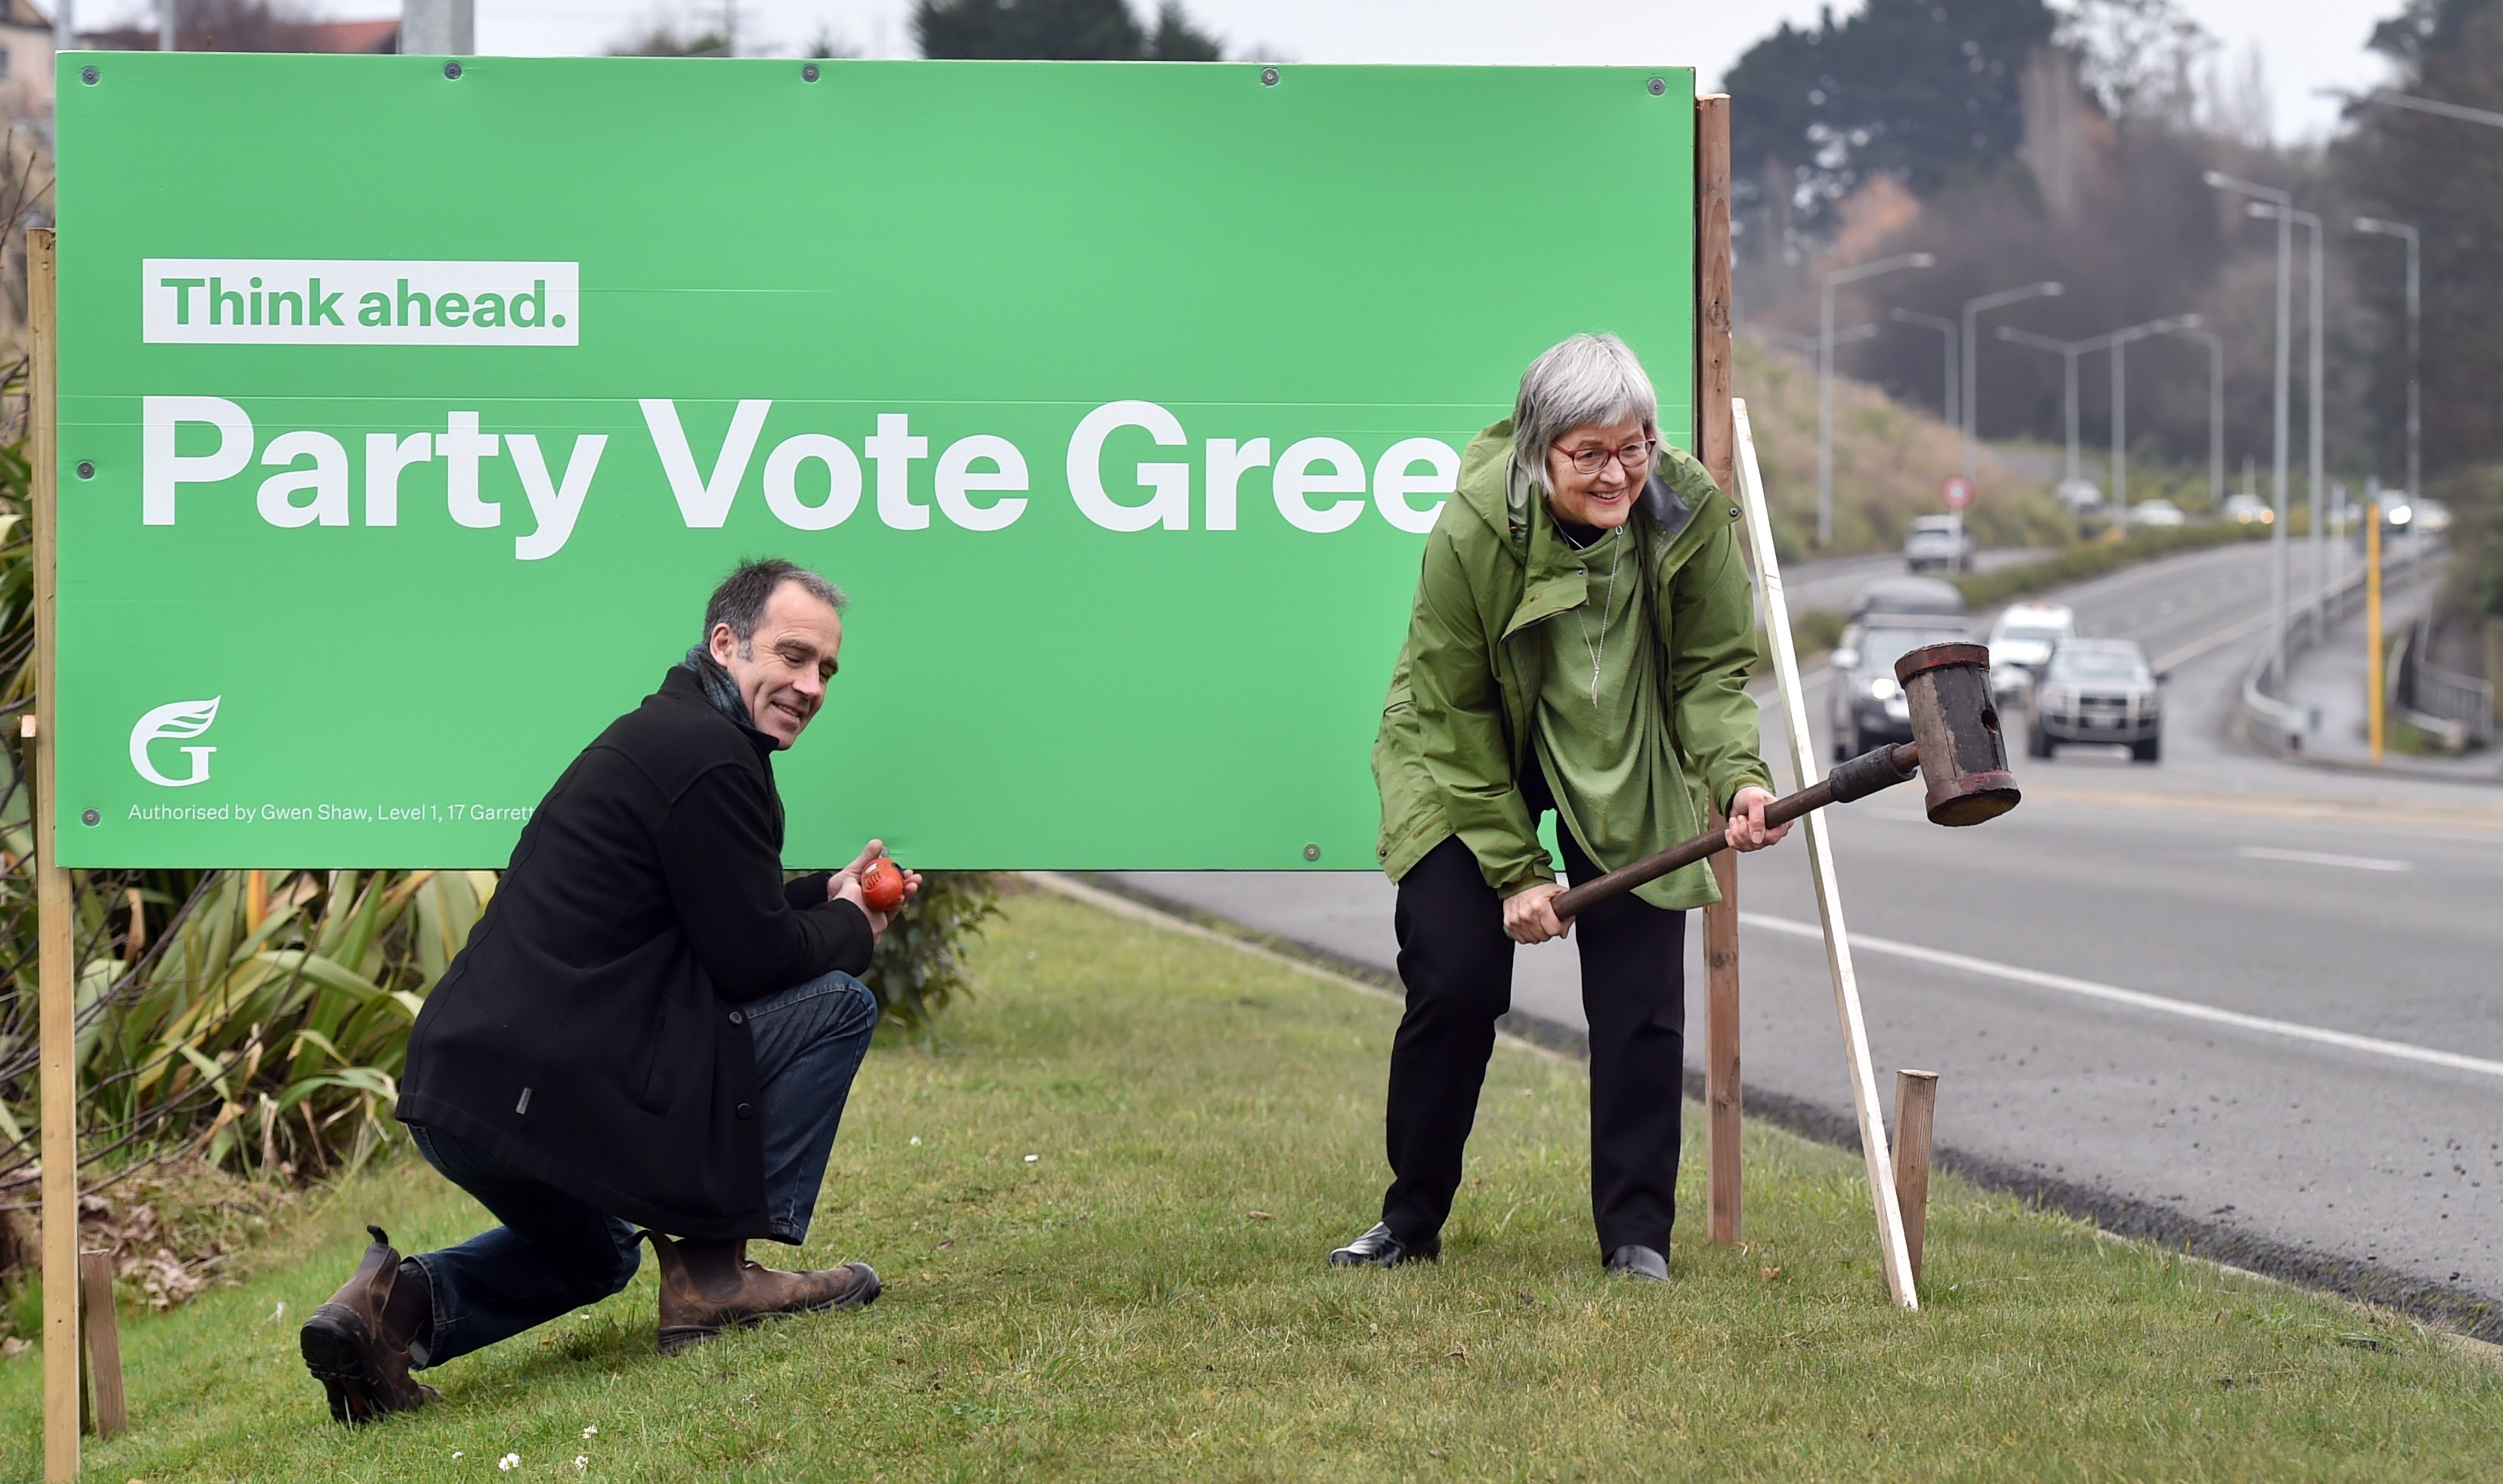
[{"x1": 2240, "y1": 536, "x2": 2442, "y2": 756}]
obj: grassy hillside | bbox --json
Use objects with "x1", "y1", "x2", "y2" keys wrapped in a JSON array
[{"x1": 1736, "y1": 335, "x2": 2075, "y2": 561}]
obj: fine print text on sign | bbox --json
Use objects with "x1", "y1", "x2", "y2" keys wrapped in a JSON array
[{"x1": 57, "y1": 54, "x2": 1697, "y2": 869}]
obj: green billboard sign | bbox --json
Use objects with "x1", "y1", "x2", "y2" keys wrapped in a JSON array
[{"x1": 52, "y1": 54, "x2": 1697, "y2": 868}]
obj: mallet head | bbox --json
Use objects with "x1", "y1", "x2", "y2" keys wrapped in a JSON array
[{"x1": 1894, "y1": 642, "x2": 2021, "y2": 826}]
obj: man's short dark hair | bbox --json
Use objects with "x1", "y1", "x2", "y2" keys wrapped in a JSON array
[{"x1": 702, "y1": 559, "x2": 848, "y2": 648}]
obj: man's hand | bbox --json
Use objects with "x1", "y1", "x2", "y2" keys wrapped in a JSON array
[
  {"x1": 1724, "y1": 786, "x2": 1793, "y2": 852},
  {"x1": 828, "y1": 839, "x2": 923, "y2": 937},
  {"x1": 1502, "y1": 881, "x2": 1572, "y2": 945}
]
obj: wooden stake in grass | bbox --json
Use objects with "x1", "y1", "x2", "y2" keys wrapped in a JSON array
[
  {"x1": 1893, "y1": 1071, "x2": 1939, "y2": 1288},
  {"x1": 77, "y1": 1251, "x2": 126, "y2": 1439}
]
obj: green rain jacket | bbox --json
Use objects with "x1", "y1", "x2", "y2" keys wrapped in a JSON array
[{"x1": 1371, "y1": 419, "x2": 1773, "y2": 909}]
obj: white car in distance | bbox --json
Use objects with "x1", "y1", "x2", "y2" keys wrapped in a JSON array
[{"x1": 1988, "y1": 601, "x2": 2075, "y2": 700}]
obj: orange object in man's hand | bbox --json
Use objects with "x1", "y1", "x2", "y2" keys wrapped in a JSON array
[{"x1": 860, "y1": 858, "x2": 906, "y2": 914}]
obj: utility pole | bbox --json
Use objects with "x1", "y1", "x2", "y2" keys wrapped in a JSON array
[
  {"x1": 2208, "y1": 171, "x2": 2294, "y2": 691},
  {"x1": 1959, "y1": 281, "x2": 2064, "y2": 482},
  {"x1": 2248, "y1": 202, "x2": 2325, "y2": 639},
  {"x1": 401, "y1": 0, "x2": 475, "y2": 54},
  {"x1": 2100, "y1": 314, "x2": 2201, "y2": 526},
  {"x1": 159, "y1": 0, "x2": 174, "y2": 49},
  {"x1": 2355, "y1": 218, "x2": 2421, "y2": 515},
  {"x1": 55, "y1": 0, "x2": 73, "y2": 51},
  {"x1": 1994, "y1": 326, "x2": 2087, "y2": 489},
  {"x1": 2164, "y1": 324, "x2": 2226, "y2": 515},
  {"x1": 1889, "y1": 307, "x2": 1958, "y2": 428},
  {"x1": 1817, "y1": 252, "x2": 1934, "y2": 547}
]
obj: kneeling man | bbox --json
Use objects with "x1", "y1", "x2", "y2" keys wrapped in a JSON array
[{"x1": 300, "y1": 558, "x2": 918, "y2": 1421}]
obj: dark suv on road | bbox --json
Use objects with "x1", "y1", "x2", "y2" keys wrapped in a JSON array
[{"x1": 1827, "y1": 616, "x2": 1971, "y2": 761}]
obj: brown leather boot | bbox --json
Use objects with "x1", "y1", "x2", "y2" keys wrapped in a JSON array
[
  {"x1": 299, "y1": 1225, "x2": 439, "y2": 1424},
  {"x1": 642, "y1": 1230, "x2": 880, "y2": 1355}
]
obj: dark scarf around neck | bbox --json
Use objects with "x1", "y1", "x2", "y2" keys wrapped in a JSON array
[{"x1": 682, "y1": 645, "x2": 760, "y2": 734}]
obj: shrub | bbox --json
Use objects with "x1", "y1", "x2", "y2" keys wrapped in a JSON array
[{"x1": 862, "y1": 871, "x2": 1000, "y2": 1036}]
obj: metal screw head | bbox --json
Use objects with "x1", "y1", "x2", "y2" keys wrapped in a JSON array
[
  {"x1": 444, "y1": 61, "x2": 463, "y2": 80},
  {"x1": 75, "y1": 460, "x2": 94, "y2": 480},
  {"x1": 81, "y1": 809, "x2": 99, "y2": 827},
  {"x1": 1648, "y1": 76, "x2": 1666, "y2": 96},
  {"x1": 1261, "y1": 67, "x2": 1279, "y2": 87},
  {"x1": 803, "y1": 63, "x2": 821, "y2": 82},
  {"x1": 80, "y1": 66, "x2": 98, "y2": 85},
  {"x1": 1302, "y1": 842, "x2": 1320, "y2": 861}
]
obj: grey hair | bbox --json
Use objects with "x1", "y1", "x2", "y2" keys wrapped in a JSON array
[
  {"x1": 1512, "y1": 332, "x2": 1660, "y2": 492},
  {"x1": 701, "y1": 557, "x2": 848, "y2": 648}
]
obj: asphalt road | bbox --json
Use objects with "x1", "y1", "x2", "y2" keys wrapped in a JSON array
[{"x1": 1109, "y1": 536, "x2": 2503, "y2": 1330}]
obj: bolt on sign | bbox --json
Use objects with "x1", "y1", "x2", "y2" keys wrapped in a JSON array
[{"x1": 54, "y1": 54, "x2": 1697, "y2": 869}]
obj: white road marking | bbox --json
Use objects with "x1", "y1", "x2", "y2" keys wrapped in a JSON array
[
  {"x1": 1737, "y1": 911, "x2": 2503, "y2": 1081},
  {"x1": 2236, "y1": 846, "x2": 2413, "y2": 873}
]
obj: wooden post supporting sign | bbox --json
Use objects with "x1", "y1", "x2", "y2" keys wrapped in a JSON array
[
  {"x1": 29, "y1": 225, "x2": 87, "y2": 1478},
  {"x1": 1692, "y1": 91, "x2": 1745, "y2": 1245}
]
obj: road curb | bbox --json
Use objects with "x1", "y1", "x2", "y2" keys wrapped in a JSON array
[{"x1": 1060, "y1": 871, "x2": 2503, "y2": 1347}]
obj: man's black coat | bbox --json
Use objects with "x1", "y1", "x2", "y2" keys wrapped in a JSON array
[{"x1": 397, "y1": 665, "x2": 874, "y2": 1238}]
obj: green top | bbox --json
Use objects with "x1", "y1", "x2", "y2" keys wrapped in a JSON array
[
  {"x1": 1530, "y1": 520, "x2": 1694, "y2": 909},
  {"x1": 1371, "y1": 419, "x2": 1774, "y2": 910}
]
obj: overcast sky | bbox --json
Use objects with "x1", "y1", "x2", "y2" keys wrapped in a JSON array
[{"x1": 121, "y1": 0, "x2": 2401, "y2": 143}]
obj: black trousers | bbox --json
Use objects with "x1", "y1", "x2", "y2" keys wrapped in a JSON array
[{"x1": 1380, "y1": 819, "x2": 1688, "y2": 1258}]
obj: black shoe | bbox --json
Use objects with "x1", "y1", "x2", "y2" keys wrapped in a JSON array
[
  {"x1": 1604, "y1": 1244, "x2": 1668, "y2": 1281},
  {"x1": 1328, "y1": 1222, "x2": 1439, "y2": 1269}
]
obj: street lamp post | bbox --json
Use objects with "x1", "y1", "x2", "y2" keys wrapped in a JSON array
[
  {"x1": 1960, "y1": 281, "x2": 2064, "y2": 482},
  {"x1": 1753, "y1": 323, "x2": 1880, "y2": 358},
  {"x1": 1818, "y1": 252, "x2": 1935, "y2": 547},
  {"x1": 2355, "y1": 217, "x2": 2421, "y2": 515},
  {"x1": 2207, "y1": 170, "x2": 2294, "y2": 688},
  {"x1": 1889, "y1": 307, "x2": 1959, "y2": 428},
  {"x1": 2247, "y1": 201, "x2": 2326, "y2": 639},
  {"x1": 1993, "y1": 326, "x2": 2087, "y2": 488},
  {"x1": 1994, "y1": 314, "x2": 2198, "y2": 525},
  {"x1": 2101, "y1": 314, "x2": 2202, "y2": 524},
  {"x1": 2163, "y1": 324, "x2": 2226, "y2": 514},
  {"x1": 2363, "y1": 88, "x2": 2503, "y2": 131}
]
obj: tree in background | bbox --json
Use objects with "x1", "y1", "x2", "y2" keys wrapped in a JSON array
[
  {"x1": 914, "y1": 0, "x2": 1221, "y2": 60},
  {"x1": 606, "y1": 17, "x2": 732, "y2": 58},
  {"x1": 1726, "y1": 0, "x2": 2058, "y2": 224},
  {"x1": 1729, "y1": 0, "x2": 2381, "y2": 504},
  {"x1": 2339, "y1": 0, "x2": 2503, "y2": 484},
  {"x1": 2340, "y1": 0, "x2": 2503, "y2": 624}
]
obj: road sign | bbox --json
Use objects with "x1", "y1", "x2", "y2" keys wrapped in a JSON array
[
  {"x1": 1941, "y1": 475, "x2": 1975, "y2": 510},
  {"x1": 52, "y1": 54, "x2": 1700, "y2": 868}
]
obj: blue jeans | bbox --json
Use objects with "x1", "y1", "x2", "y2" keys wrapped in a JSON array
[{"x1": 402, "y1": 970, "x2": 880, "y2": 1368}]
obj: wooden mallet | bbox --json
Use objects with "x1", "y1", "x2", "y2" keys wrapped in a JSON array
[{"x1": 1552, "y1": 642, "x2": 2019, "y2": 918}]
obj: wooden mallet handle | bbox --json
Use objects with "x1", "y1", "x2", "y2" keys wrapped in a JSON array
[{"x1": 1549, "y1": 743, "x2": 1919, "y2": 920}]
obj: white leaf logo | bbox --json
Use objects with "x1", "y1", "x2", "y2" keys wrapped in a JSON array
[{"x1": 130, "y1": 697, "x2": 221, "y2": 787}]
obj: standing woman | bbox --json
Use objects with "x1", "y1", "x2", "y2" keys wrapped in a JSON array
[{"x1": 1333, "y1": 332, "x2": 1789, "y2": 1280}]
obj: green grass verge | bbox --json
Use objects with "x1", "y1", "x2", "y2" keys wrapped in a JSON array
[{"x1": 8, "y1": 889, "x2": 2500, "y2": 1479}]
